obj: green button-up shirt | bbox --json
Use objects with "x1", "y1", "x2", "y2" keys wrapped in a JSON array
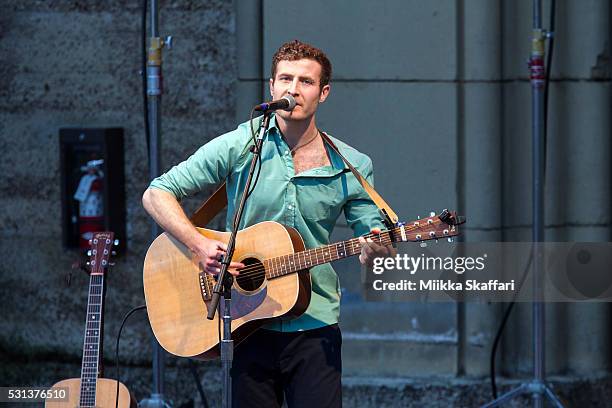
[{"x1": 149, "y1": 114, "x2": 383, "y2": 331}]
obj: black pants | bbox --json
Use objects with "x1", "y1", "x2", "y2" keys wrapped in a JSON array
[{"x1": 231, "y1": 324, "x2": 342, "y2": 408}]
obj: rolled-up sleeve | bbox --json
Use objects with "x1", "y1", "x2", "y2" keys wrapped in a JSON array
[{"x1": 149, "y1": 128, "x2": 248, "y2": 200}]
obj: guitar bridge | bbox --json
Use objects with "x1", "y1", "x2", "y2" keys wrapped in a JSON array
[{"x1": 199, "y1": 271, "x2": 213, "y2": 301}]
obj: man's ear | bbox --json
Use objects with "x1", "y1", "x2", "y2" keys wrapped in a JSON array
[
  {"x1": 319, "y1": 84, "x2": 331, "y2": 103},
  {"x1": 269, "y1": 78, "x2": 274, "y2": 97}
]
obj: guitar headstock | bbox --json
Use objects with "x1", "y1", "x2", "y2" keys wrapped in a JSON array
[
  {"x1": 398, "y1": 210, "x2": 465, "y2": 243},
  {"x1": 87, "y1": 231, "x2": 117, "y2": 275}
]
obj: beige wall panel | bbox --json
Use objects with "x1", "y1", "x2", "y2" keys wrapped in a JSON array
[{"x1": 263, "y1": 0, "x2": 457, "y2": 80}]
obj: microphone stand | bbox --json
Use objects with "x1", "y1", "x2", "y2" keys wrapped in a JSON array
[
  {"x1": 482, "y1": 1, "x2": 562, "y2": 406},
  {"x1": 206, "y1": 110, "x2": 273, "y2": 408}
]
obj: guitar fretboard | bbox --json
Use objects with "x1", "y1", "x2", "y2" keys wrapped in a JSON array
[
  {"x1": 263, "y1": 231, "x2": 393, "y2": 278},
  {"x1": 229, "y1": 214, "x2": 458, "y2": 288},
  {"x1": 78, "y1": 273, "x2": 104, "y2": 408}
]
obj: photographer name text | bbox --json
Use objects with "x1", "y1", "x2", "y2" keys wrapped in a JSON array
[{"x1": 371, "y1": 279, "x2": 515, "y2": 291}]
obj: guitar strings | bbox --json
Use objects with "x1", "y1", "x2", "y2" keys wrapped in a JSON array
[
  {"x1": 228, "y1": 221, "x2": 446, "y2": 281},
  {"x1": 233, "y1": 233, "x2": 396, "y2": 281},
  {"x1": 231, "y1": 222, "x2": 441, "y2": 280},
  {"x1": 233, "y1": 231, "x2": 387, "y2": 277}
]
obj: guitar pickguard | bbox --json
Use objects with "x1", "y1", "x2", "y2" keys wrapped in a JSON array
[{"x1": 228, "y1": 286, "x2": 268, "y2": 320}]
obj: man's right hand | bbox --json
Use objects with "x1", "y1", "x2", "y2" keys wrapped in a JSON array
[
  {"x1": 142, "y1": 188, "x2": 245, "y2": 276},
  {"x1": 195, "y1": 237, "x2": 245, "y2": 276}
]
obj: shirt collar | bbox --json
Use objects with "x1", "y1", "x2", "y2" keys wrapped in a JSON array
[
  {"x1": 267, "y1": 115, "x2": 348, "y2": 174},
  {"x1": 267, "y1": 113, "x2": 281, "y2": 136}
]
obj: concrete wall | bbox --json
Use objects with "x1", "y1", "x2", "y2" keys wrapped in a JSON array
[
  {"x1": 500, "y1": 0, "x2": 612, "y2": 378},
  {"x1": 0, "y1": 0, "x2": 236, "y2": 403},
  {"x1": 237, "y1": 0, "x2": 612, "y2": 379}
]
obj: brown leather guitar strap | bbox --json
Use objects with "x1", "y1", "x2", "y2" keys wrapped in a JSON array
[
  {"x1": 190, "y1": 183, "x2": 228, "y2": 227},
  {"x1": 319, "y1": 131, "x2": 399, "y2": 224},
  {"x1": 190, "y1": 132, "x2": 398, "y2": 227}
]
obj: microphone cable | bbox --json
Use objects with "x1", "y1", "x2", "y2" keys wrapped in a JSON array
[
  {"x1": 245, "y1": 107, "x2": 264, "y2": 202},
  {"x1": 114, "y1": 305, "x2": 147, "y2": 408}
]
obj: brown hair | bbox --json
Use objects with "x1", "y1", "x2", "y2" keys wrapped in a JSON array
[{"x1": 271, "y1": 40, "x2": 332, "y2": 90}]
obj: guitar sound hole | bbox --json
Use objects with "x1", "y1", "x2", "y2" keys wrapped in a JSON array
[{"x1": 235, "y1": 257, "x2": 265, "y2": 292}]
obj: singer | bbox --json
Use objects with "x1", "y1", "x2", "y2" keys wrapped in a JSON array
[{"x1": 142, "y1": 40, "x2": 394, "y2": 408}]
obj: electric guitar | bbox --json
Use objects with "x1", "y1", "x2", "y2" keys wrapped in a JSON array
[
  {"x1": 143, "y1": 210, "x2": 462, "y2": 360},
  {"x1": 46, "y1": 232, "x2": 136, "y2": 408}
]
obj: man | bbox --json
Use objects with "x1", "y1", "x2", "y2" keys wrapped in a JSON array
[{"x1": 142, "y1": 40, "x2": 393, "y2": 407}]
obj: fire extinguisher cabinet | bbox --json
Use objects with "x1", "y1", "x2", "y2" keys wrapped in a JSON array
[{"x1": 60, "y1": 128, "x2": 126, "y2": 253}]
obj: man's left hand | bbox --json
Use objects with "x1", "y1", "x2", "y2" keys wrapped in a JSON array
[{"x1": 358, "y1": 228, "x2": 396, "y2": 266}]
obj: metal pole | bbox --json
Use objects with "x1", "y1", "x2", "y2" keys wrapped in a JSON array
[
  {"x1": 481, "y1": 1, "x2": 563, "y2": 406},
  {"x1": 222, "y1": 297, "x2": 233, "y2": 408},
  {"x1": 141, "y1": 0, "x2": 170, "y2": 406},
  {"x1": 531, "y1": 1, "x2": 546, "y2": 407}
]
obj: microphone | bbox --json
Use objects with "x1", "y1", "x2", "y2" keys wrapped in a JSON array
[{"x1": 254, "y1": 95, "x2": 296, "y2": 112}]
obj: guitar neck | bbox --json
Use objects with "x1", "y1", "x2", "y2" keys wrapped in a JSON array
[
  {"x1": 264, "y1": 230, "x2": 395, "y2": 279},
  {"x1": 79, "y1": 272, "x2": 105, "y2": 407},
  {"x1": 262, "y1": 212, "x2": 460, "y2": 279}
]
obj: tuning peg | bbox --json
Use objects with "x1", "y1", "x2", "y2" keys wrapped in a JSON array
[
  {"x1": 87, "y1": 250, "x2": 92, "y2": 256},
  {"x1": 417, "y1": 215, "x2": 421, "y2": 219},
  {"x1": 86, "y1": 261, "x2": 91, "y2": 266},
  {"x1": 113, "y1": 239, "x2": 120, "y2": 246},
  {"x1": 109, "y1": 262, "x2": 116, "y2": 267},
  {"x1": 447, "y1": 237, "x2": 454, "y2": 243},
  {"x1": 111, "y1": 251, "x2": 117, "y2": 256},
  {"x1": 429, "y1": 211, "x2": 435, "y2": 217},
  {"x1": 420, "y1": 242, "x2": 428, "y2": 248},
  {"x1": 88, "y1": 239, "x2": 93, "y2": 245}
]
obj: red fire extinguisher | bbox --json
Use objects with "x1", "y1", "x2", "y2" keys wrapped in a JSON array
[{"x1": 74, "y1": 159, "x2": 105, "y2": 249}]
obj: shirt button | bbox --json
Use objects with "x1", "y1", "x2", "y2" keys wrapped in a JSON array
[
  {"x1": 288, "y1": 204, "x2": 293, "y2": 210},
  {"x1": 285, "y1": 151, "x2": 290, "y2": 155}
]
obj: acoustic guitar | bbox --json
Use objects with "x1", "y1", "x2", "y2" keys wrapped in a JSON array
[
  {"x1": 143, "y1": 210, "x2": 462, "y2": 360},
  {"x1": 46, "y1": 232, "x2": 136, "y2": 408}
]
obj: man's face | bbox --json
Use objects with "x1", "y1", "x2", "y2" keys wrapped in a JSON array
[{"x1": 270, "y1": 59, "x2": 330, "y2": 122}]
